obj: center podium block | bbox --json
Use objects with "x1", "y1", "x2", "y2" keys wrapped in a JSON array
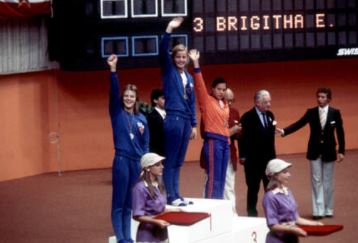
[
  {"x1": 166, "y1": 198, "x2": 234, "y2": 243},
  {"x1": 108, "y1": 198, "x2": 269, "y2": 243}
]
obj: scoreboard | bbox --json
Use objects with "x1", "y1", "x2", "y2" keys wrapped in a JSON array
[{"x1": 49, "y1": 0, "x2": 358, "y2": 70}]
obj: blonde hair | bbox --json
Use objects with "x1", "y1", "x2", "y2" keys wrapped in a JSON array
[
  {"x1": 266, "y1": 175, "x2": 281, "y2": 191},
  {"x1": 171, "y1": 44, "x2": 188, "y2": 59},
  {"x1": 140, "y1": 170, "x2": 165, "y2": 199}
]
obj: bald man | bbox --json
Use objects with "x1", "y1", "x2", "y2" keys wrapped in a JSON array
[{"x1": 224, "y1": 88, "x2": 241, "y2": 214}]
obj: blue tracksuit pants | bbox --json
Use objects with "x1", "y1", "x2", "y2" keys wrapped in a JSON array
[
  {"x1": 111, "y1": 154, "x2": 141, "y2": 242},
  {"x1": 163, "y1": 114, "x2": 192, "y2": 203},
  {"x1": 203, "y1": 135, "x2": 229, "y2": 199}
]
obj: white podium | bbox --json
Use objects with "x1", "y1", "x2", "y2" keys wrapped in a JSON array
[
  {"x1": 167, "y1": 198, "x2": 233, "y2": 243},
  {"x1": 232, "y1": 216, "x2": 269, "y2": 243},
  {"x1": 108, "y1": 198, "x2": 269, "y2": 243}
]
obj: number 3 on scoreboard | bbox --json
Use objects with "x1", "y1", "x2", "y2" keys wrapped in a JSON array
[{"x1": 193, "y1": 17, "x2": 204, "y2": 32}]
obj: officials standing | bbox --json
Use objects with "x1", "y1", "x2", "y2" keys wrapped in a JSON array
[
  {"x1": 277, "y1": 87, "x2": 345, "y2": 219},
  {"x1": 239, "y1": 90, "x2": 277, "y2": 217},
  {"x1": 224, "y1": 88, "x2": 241, "y2": 213},
  {"x1": 148, "y1": 89, "x2": 166, "y2": 156}
]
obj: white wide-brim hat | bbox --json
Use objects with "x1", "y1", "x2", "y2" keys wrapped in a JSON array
[
  {"x1": 140, "y1": 153, "x2": 165, "y2": 169},
  {"x1": 265, "y1": 159, "x2": 292, "y2": 177}
]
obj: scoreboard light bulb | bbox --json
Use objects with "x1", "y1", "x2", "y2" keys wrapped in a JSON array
[{"x1": 316, "y1": 13, "x2": 326, "y2": 28}]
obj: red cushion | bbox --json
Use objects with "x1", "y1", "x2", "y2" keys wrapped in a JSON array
[
  {"x1": 154, "y1": 212, "x2": 210, "y2": 226},
  {"x1": 298, "y1": 224, "x2": 343, "y2": 236}
]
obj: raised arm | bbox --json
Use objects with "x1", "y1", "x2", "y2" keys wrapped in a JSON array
[
  {"x1": 160, "y1": 17, "x2": 184, "y2": 75},
  {"x1": 107, "y1": 54, "x2": 117, "y2": 72},
  {"x1": 166, "y1": 17, "x2": 184, "y2": 34},
  {"x1": 189, "y1": 49, "x2": 209, "y2": 112},
  {"x1": 188, "y1": 49, "x2": 200, "y2": 69},
  {"x1": 107, "y1": 54, "x2": 121, "y2": 116}
]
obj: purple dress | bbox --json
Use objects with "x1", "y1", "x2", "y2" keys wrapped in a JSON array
[
  {"x1": 132, "y1": 181, "x2": 168, "y2": 242},
  {"x1": 262, "y1": 187, "x2": 300, "y2": 243}
]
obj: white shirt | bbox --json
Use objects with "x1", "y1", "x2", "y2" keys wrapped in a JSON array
[
  {"x1": 272, "y1": 186, "x2": 289, "y2": 195},
  {"x1": 319, "y1": 105, "x2": 329, "y2": 116},
  {"x1": 155, "y1": 107, "x2": 166, "y2": 120},
  {"x1": 180, "y1": 72, "x2": 188, "y2": 89},
  {"x1": 255, "y1": 107, "x2": 268, "y2": 127},
  {"x1": 319, "y1": 105, "x2": 329, "y2": 128}
]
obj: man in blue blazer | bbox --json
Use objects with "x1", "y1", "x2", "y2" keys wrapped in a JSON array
[
  {"x1": 277, "y1": 87, "x2": 345, "y2": 219},
  {"x1": 239, "y1": 90, "x2": 277, "y2": 217}
]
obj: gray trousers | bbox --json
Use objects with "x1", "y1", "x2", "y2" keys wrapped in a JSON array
[{"x1": 310, "y1": 157, "x2": 335, "y2": 216}]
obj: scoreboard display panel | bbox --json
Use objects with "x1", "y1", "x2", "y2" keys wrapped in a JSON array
[{"x1": 49, "y1": 0, "x2": 358, "y2": 70}]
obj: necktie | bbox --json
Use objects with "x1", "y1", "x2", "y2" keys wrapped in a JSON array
[
  {"x1": 319, "y1": 109, "x2": 326, "y2": 129},
  {"x1": 262, "y1": 112, "x2": 268, "y2": 128}
]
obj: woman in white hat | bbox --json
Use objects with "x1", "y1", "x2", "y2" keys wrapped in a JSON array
[
  {"x1": 262, "y1": 159, "x2": 323, "y2": 243},
  {"x1": 132, "y1": 153, "x2": 180, "y2": 243}
]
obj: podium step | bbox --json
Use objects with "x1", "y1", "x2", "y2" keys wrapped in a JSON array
[
  {"x1": 108, "y1": 198, "x2": 269, "y2": 243},
  {"x1": 232, "y1": 216, "x2": 269, "y2": 243}
]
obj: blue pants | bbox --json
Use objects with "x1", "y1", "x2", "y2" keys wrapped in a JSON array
[
  {"x1": 163, "y1": 115, "x2": 191, "y2": 203},
  {"x1": 111, "y1": 155, "x2": 141, "y2": 242},
  {"x1": 204, "y1": 135, "x2": 229, "y2": 199}
]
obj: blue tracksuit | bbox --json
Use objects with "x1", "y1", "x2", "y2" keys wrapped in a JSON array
[
  {"x1": 160, "y1": 32, "x2": 197, "y2": 203},
  {"x1": 109, "y1": 72, "x2": 149, "y2": 242},
  {"x1": 203, "y1": 132, "x2": 229, "y2": 199}
]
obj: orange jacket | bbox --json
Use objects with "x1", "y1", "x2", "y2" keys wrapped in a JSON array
[{"x1": 193, "y1": 68, "x2": 229, "y2": 138}]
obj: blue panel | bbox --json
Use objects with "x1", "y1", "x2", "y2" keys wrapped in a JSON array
[
  {"x1": 132, "y1": 35, "x2": 159, "y2": 56},
  {"x1": 101, "y1": 37, "x2": 129, "y2": 57}
]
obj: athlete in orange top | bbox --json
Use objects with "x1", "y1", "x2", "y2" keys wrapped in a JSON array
[{"x1": 189, "y1": 49, "x2": 230, "y2": 199}]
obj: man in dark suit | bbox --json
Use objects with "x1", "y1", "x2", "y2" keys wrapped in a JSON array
[
  {"x1": 277, "y1": 87, "x2": 345, "y2": 219},
  {"x1": 239, "y1": 90, "x2": 277, "y2": 217},
  {"x1": 148, "y1": 89, "x2": 166, "y2": 156}
]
